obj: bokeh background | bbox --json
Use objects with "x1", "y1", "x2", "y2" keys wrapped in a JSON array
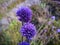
[{"x1": 0, "y1": 0, "x2": 60, "y2": 45}]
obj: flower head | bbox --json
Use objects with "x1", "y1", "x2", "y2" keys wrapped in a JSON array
[
  {"x1": 16, "y1": 6, "x2": 32, "y2": 22},
  {"x1": 18, "y1": 41, "x2": 30, "y2": 45},
  {"x1": 20, "y1": 23, "x2": 36, "y2": 39}
]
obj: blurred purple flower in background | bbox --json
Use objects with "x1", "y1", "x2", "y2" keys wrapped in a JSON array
[
  {"x1": 20, "y1": 23, "x2": 36, "y2": 39},
  {"x1": 48, "y1": 21, "x2": 52, "y2": 25},
  {"x1": 18, "y1": 41, "x2": 30, "y2": 45},
  {"x1": 16, "y1": 6, "x2": 32, "y2": 22},
  {"x1": 53, "y1": 0, "x2": 60, "y2": 1},
  {"x1": 57, "y1": 29, "x2": 60, "y2": 33},
  {"x1": 51, "y1": 16, "x2": 55, "y2": 20}
]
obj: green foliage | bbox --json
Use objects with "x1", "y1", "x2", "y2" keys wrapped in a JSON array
[
  {"x1": 53, "y1": 20, "x2": 60, "y2": 27},
  {"x1": 2, "y1": 20, "x2": 22, "y2": 45},
  {"x1": 39, "y1": 2, "x2": 46, "y2": 8},
  {"x1": 0, "y1": 0, "x2": 5, "y2": 3},
  {"x1": 0, "y1": 14, "x2": 3, "y2": 20},
  {"x1": 31, "y1": 40, "x2": 42, "y2": 45}
]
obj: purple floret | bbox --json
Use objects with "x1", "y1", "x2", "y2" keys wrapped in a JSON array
[
  {"x1": 20, "y1": 23, "x2": 36, "y2": 39},
  {"x1": 16, "y1": 6, "x2": 32, "y2": 22},
  {"x1": 18, "y1": 41, "x2": 30, "y2": 45}
]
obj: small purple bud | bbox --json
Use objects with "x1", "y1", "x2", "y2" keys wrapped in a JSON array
[
  {"x1": 57, "y1": 29, "x2": 60, "y2": 33},
  {"x1": 51, "y1": 16, "x2": 55, "y2": 20}
]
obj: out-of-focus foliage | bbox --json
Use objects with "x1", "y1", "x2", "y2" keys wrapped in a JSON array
[
  {"x1": 0, "y1": 20, "x2": 22, "y2": 45},
  {"x1": 7, "y1": 0, "x2": 25, "y2": 11},
  {"x1": 39, "y1": 2, "x2": 46, "y2": 8},
  {"x1": 53, "y1": 20, "x2": 60, "y2": 28},
  {"x1": 0, "y1": 14, "x2": 3, "y2": 20}
]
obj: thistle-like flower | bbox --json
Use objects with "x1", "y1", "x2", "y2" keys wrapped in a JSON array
[
  {"x1": 20, "y1": 23, "x2": 36, "y2": 39},
  {"x1": 16, "y1": 6, "x2": 32, "y2": 22},
  {"x1": 18, "y1": 41, "x2": 30, "y2": 45}
]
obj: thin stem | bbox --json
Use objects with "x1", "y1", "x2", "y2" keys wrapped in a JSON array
[
  {"x1": 26, "y1": 37, "x2": 30, "y2": 43},
  {"x1": 22, "y1": 36, "x2": 23, "y2": 42},
  {"x1": 22, "y1": 22, "x2": 24, "y2": 42}
]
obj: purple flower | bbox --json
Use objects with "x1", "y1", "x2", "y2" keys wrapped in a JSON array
[
  {"x1": 16, "y1": 6, "x2": 32, "y2": 22},
  {"x1": 20, "y1": 23, "x2": 36, "y2": 39},
  {"x1": 18, "y1": 41, "x2": 30, "y2": 45},
  {"x1": 51, "y1": 16, "x2": 55, "y2": 20},
  {"x1": 57, "y1": 29, "x2": 60, "y2": 33}
]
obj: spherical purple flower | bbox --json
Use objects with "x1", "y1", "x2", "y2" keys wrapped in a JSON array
[
  {"x1": 16, "y1": 6, "x2": 32, "y2": 22},
  {"x1": 18, "y1": 41, "x2": 30, "y2": 45},
  {"x1": 57, "y1": 29, "x2": 60, "y2": 33},
  {"x1": 20, "y1": 23, "x2": 36, "y2": 39}
]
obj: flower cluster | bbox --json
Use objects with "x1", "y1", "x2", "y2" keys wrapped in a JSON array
[
  {"x1": 18, "y1": 41, "x2": 30, "y2": 45},
  {"x1": 16, "y1": 6, "x2": 36, "y2": 45},
  {"x1": 20, "y1": 23, "x2": 36, "y2": 39},
  {"x1": 16, "y1": 6, "x2": 32, "y2": 22}
]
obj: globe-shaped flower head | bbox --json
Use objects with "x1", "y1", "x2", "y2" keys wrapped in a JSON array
[
  {"x1": 20, "y1": 23, "x2": 36, "y2": 39},
  {"x1": 16, "y1": 6, "x2": 32, "y2": 22},
  {"x1": 18, "y1": 41, "x2": 30, "y2": 45}
]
